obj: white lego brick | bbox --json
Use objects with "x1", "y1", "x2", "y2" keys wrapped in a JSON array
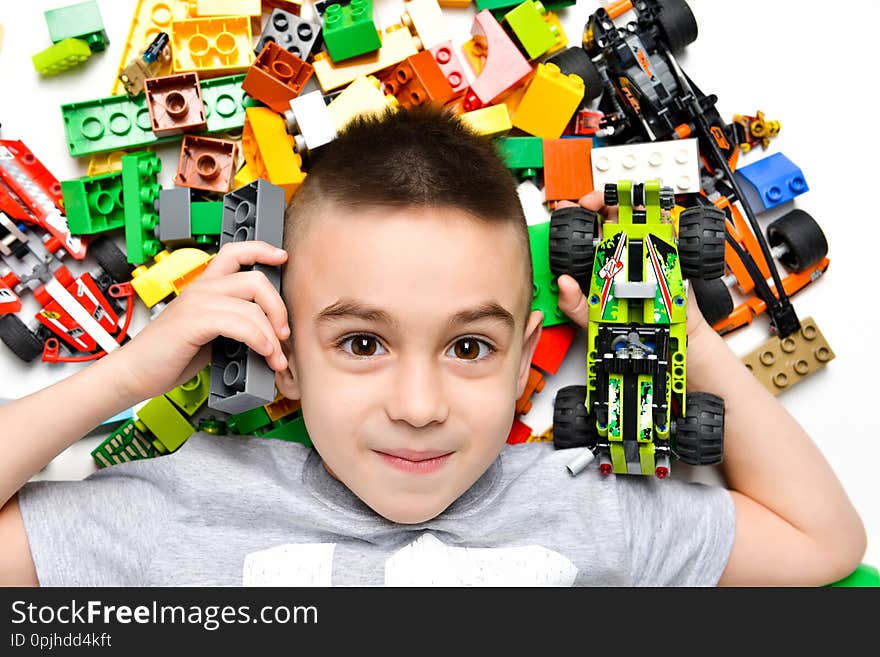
[
  {"x1": 590, "y1": 138, "x2": 701, "y2": 193},
  {"x1": 401, "y1": 0, "x2": 452, "y2": 51},
  {"x1": 288, "y1": 91, "x2": 337, "y2": 152},
  {"x1": 517, "y1": 180, "x2": 549, "y2": 226},
  {"x1": 327, "y1": 75, "x2": 397, "y2": 132}
]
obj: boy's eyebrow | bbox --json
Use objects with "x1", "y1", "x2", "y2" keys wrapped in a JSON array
[{"x1": 315, "y1": 299, "x2": 515, "y2": 330}]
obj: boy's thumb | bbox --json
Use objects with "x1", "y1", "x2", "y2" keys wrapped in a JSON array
[{"x1": 557, "y1": 275, "x2": 590, "y2": 330}]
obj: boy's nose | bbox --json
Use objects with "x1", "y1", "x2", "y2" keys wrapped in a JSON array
[{"x1": 385, "y1": 357, "x2": 449, "y2": 428}]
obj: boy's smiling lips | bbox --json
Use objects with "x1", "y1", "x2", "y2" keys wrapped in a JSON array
[{"x1": 373, "y1": 448, "x2": 456, "y2": 474}]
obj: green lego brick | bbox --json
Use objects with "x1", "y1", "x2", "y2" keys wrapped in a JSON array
[
  {"x1": 498, "y1": 136, "x2": 543, "y2": 178},
  {"x1": 261, "y1": 412, "x2": 312, "y2": 446},
  {"x1": 165, "y1": 366, "x2": 211, "y2": 416},
  {"x1": 45, "y1": 0, "x2": 109, "y2": 52},
  {"x1": 61, "y1": 170, "x2": 124, "y2": 235},
  {"x1": 529, "y1": 221, "x2": 568, "y2": 327},
  {"x1": 226, "y1": 405, "x2": 272, "y2": 435},
  {"x1": 542, "y1": 0, "x2": 575, "y2": 10},
  {"x1": 91, "y1": 418, "x2": 159, "y2": 469},
  {"x1": 191, "y1": 201, "x2": 223, "y2": 243},
  {"x1": 829, "y1": 563, "x2": 880, "y2": 587},
  {"x1": 32, "y1": 38, "x2": 92, "y2": 76},
  {"x1": 503, "y1": 1, "x2": 557, "y2": 60},
  {"x1": 201, "y1": 74, "x2": 261, "y2": 134},
  {"x1": 136, "y1": 394, "x2": 195, "y2": 453},
  {"x1": 322, "y1": 0, "x2": 382, "y2": 62},
  {"x1": 122, "y1": 152, "x2": 162, "y2": 265},
  {"x1": 477, "y1": 0, "x2": 521, "y2": 12}
]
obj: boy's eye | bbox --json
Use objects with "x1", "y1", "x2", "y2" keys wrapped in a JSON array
[
  {"x1": 447, "y1": 337, "x2": 494, "y2": 361},
  {"x1": 339, "y1": 334, "x2": 387, "y2": 357}
]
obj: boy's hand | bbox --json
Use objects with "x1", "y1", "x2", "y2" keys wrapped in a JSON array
[{"x1": 108, "y1": 241, "x2": 290, "y2": 404}]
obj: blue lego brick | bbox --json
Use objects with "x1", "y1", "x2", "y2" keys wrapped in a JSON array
[{"x1": 734, "y1": 152, "x2": 809, "y2": 213}]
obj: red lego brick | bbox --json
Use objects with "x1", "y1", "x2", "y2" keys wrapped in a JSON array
[
  {"x1": 543, "y1": 138, "x2": 593, "y2": 202},
  {"x1": 144, "y1": 73, "x2": 207, "y2": 137},
  {"x1": 515, "y1": 366, "x2": 546, "y2": 415},
  {"x1": 242, "y1": 41, "x2": 314, "y2": 114},
  {"x1": 531, "y1": 322, "x2": 576, "y2": 375},
  {"x1": 429, "y1": 40, "x2": 468, "y2": 95},
  {"x1": 380, "y1": 50, "x2": 455, "y2": 109},
  {"x1": 174, "y1": 135, "x2": 237, "y2": 193},
  {"x1": 506, "y1": 418, "x2": 533, "y2": 445},
  {"x1": 467, "y1": 10, "x2": 532, "y2": 105}
]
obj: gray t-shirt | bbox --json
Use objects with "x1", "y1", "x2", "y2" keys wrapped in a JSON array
[{"x1": 18, "y1": 433, "x2": 735, "y2": 586}]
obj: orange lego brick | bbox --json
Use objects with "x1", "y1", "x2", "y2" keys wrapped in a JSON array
[
  {"x1": 429, "y1": 41, "x2": 468, "y2": 95},
  {"x1": 467, "y1": 9, "x2": 532, "y2": 105},
  {"x1": 543, "y1": 138, "x2": 593, "y2": 201},
  {"x1": 515, "y1": 366, "x2": 546, "y2": 415},
  {"x1": 242, "y1": 106, "x2": 306, "y2": 201},
  {"x1": 264, "y1": 395, "x2": 301, "y2": 421},
  {"x1": 144, "y1": 73, "x2": 207, "y2": 137},
  {"x1": 174, "y1": 135, "x2": 237, "y2": 193},
  {"x1": 380, "y1": 51, "x2": 455, "y2": 109},
  {"x1": 438, "y1": 0, "x2": 471, "y2": 7},
  {"x1": 531, "y1": 322, "x2": 576, "y2": 375},
  {"x1": 242, "y1": 41, "x2": 314, "y2": 113},
  {"x1": 170, "y1": 15, "x2": 254, "y2": 77}
]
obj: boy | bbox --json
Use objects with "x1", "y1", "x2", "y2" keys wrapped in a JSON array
[{"x1": 0, "y1": 107, "x2": 866, "y2": 586}]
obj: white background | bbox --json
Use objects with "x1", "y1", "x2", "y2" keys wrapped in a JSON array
[{"x1": 0, "y1": 0, "x2": 877, "y2": 568}]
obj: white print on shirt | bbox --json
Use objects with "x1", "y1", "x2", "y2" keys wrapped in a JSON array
[
  {"x1": 242, "y1": 543, "x2": 336, "y2": 586},
  {"x1": 385, "y1": 533, "x2": 578, "y2": 586}
]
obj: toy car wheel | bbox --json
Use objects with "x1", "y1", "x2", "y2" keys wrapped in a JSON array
[
  {"x1": 0, "y1": 314, "x2": 45, "y2": 362},
  {"x1": 552, "y1": 385, "x2": 597, "y2": 450},
  {"x1": 655, "y1": 0, "x2": 699, "y2": 54},
  {"x1": 89, "y1": 236, "x2": 133, "y2": 283},
  {"x1": 691, "y1": 278, "x2": 733, "y2": 326},
  {"x1": 678, "y1": 205, "x2": 726, "y2": 280},
  {"x1": 767, "y1": 209, "x2": 828, "y2": 273},
  {"x1": 673, "y1": 392, "x2": 724, "y2": 466},
  {"x1": 549, "y1": 206, "x2": 597, "y2": 293},
  {"x1": 547, "y1": 47, "x2": 604, "y2": 102}
]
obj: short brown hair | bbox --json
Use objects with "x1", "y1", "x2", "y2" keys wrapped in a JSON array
[{"x1": 283, "y1": 105, "x2": 533, "y2": 322}]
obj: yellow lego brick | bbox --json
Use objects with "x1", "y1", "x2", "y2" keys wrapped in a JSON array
[
  {"x1": 327, "y1": 76, "x2": 398, "y2": 132},
  {"x1": 171, "y1": 15, "x2": 254, "y2": 77},
  {"x1": 401, "y1": 0, "x2": 451, "y2": 51},
  {"x1": 460, "y1": 103, "x2": 512, "y2": 137},
  {"x1": 264, "y1": 395, "x2": 301, "y2": 422},
  {"x1": 233, "y1": 161, "x2": 258, "y2": 189},
  {"x1": 312, "y1": 24, "x2": 419, "y2": 92},
  {"x1": 193, "y1": 0, "x2": 262, "y2": 33},
  {"x1": 242, "y1": 107, "x2": 307, "y2": 201},
  {"x1": 111, "y1": 0, "x2": 191, "y2": 95},
  {"x1": 130, "y1": 248, "x2": 214, "y2": 307},
  {"x1": 544, "y1": 11, "x2": 568, "y2": 57},
  {"x1": 461, "y1": 38, "x2": 483, "y2": 76},
  {"x1": 512, "y1": 62, "x2": 583, "y2": 139},
  {"x1": 87, "y1": 148, "x2": 154, "y2": 176}
]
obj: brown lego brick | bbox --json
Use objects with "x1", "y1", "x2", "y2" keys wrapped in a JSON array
[
  {"x1": 242, "y1": 41, "x2": 314, "y2": 113},
  {"x1": 741, "y1": 316, "x2": 835, "y2": 395},
  {"x1": 144, "y1": 73, "x2": 207, "y2": 137},
  {"x1": 174, "y1": 135, "x2": 238, "y2": 193},
  {"x1": 542, "y1": 138, "x2": 593, "y2": 201},
  {"x1": 380, "y1": 50, "x2": 455, "y2": 108}
]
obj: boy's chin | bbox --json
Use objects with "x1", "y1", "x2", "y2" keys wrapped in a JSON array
[{"x1": 365, "y1": 493, "x2": 453, "y2": 525}]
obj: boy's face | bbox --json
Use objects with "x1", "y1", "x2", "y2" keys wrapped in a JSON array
[{"x1": 277, "y1": 204, "x2": 542, "y2": 524}]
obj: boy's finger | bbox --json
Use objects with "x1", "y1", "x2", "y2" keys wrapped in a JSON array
[
  {"x1": 556, "y1": 274, "x2": 590, "y2": 330},
  {"x1": 199, "y1": 270, "x2": 290, "y2": 338},
  {"x1": 207, "y1": 298, "x2": 289, "y2": 371},
  {"x1": 203, "y1": 241, "x2": 288, "y2": 278}
]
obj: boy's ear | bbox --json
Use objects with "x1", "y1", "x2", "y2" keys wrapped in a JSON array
[
  {"x1": 516, "y1": 310, "x2": 543, "y2": 399},
  {"x1": 274, "y1": 340, "x2": 301, "y2": 400}
]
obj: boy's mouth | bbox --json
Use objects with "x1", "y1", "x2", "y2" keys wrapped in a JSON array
[{"x1": 373, "y1": 449, "x2": 455, "y2": 474}]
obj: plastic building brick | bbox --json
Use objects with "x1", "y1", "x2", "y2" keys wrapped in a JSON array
[
  {"x1": 174, "y1": 135, "x2": 237, "y2": 193},
  {"x1": 130, "y1": 247, "x2": 213, "y2": 307},
  {"x1": 264, "y1": 395, "x2": 301, "y2": 422},
  {"x1": 732, "y1": 110, "x2": 780, "y2": 153},
  {"x1": 499, "y1": 136, "x2": 543, "y2": 180},
  {"x1": 467, "y1": 10, "x2": 532, "y2": 105},
  {"x1": 459, "y1": 103, "x2": 512, "y2": 137},
  {"x1": 474, "y1": 0, "x2": 520, "y2": 11},
  {"x1": 541, "y1": 8, "x2": 568, "y2": 56},
  {"x1": 741, "y1": 317, "x2": 834, "y2": 395},
  {"x1": 86, "y1": 148, "x2": 152, "y2": 176},
  {"x1": 506, "y1": 418, "x2": 532, "y2": 444},
  {"x1": 91, "y1": 419, "x2": 159, "y2": 468},
  {"x1": 512, "y1": 62, "x2": 583, "y2": 139},
  {"x1": 233, "y1": 161, "x2": 259, "y2": 189},
  {"x1": 590, "y1": 139, "x2": 701, "y2": 195},
  {"x1": 241, "y1": 107, "x2": 306, "y2": 201},
  {"x1": 263, "y1": 0, "x2": 305, "y2": 14},
  {"x1": 242, "y1": 41, "x2": 314, "y2": 113},
  {"x1": 286, "y1": 90, "x2": 337, "y2": 157},
  {"x1": 531, "y1": 321, "x2": 576, "y2": 374},
  {"x1": 255, "y1": 8, "x2": 322, "y2": 60},
  {"x1": 170, "y1": 16, "x2": 254, "y2": 77},
  {"x1": 380, "y1": 51, "x2": 455, "y2": 109},
  {"x1": 226, "y1": 404, "x2": 271, "y2": 435},
  {"x1": 61, "y1": 170, "x2": 125, "y2": 235},
  {"x1": 401, "y1": 0, "x2": 452, "y2": 51},
  {"x1": 734, "y1": 152, "x2": 809, "y2": 213},
  {"x1": 44, "y1": 0, "x2": 109, "y2": 52},
  {"x1": 32, "y1": 38, "x2": 92, "y2": 76},
  {"x1": 322, "y1": 0, "x2": 382, "y2": 62},
  {"x1": 829, "y1": 563, "x2": 880, "y2": 587},
  {"x1": 528, "y1": 220, "x2": 567, "y2": 327},
  {"x1": 569, "y1": 109, "x2": 604, "y2": 136},
  {"x1": 193, "y1": 0, "x2": 262, "y2": 33},
  {"x1": 208, "y1": 179, "x2": 285, "y2": 414},
  {"x1": 200, "y1": 73, "x2": 253, "y2": 133},
  {"x1": 155, "y1": 187, "x2": 191, "y2": 246},
  {"x1": 190, "y1": 201, "x2": 223, "y2": 243},
  {"x1": 543, "y1": 137, "x2": 592, "y2": 201},
  {"x1": 515, "y1": 366, "x2": 545, "y2": 415},
  {"x1": 312, "y1": 24, "x2": 419, "y2": 92},
  {"x1": 137, "y1": 393, "x2": 195, "y2": 453},
  {"x1": 326, "y1": 75, "x2": 398, "y2": 130},
  {"x1": 429, "y1": 41, "x2": 468, "y2": 95},
  {"x1": 111, "y1": 0, "x2": 191, "y2": 96},
  {"x1": 119, "y1": 32, "x2": 172, "y2": 97},
  {"x1": 502, "y1": 1, "x2": 558, "y2": 60},
  {"x1": 121, "y1": 152, "x2": 162, "y2": 265},
  {"x1": 164, "y1": 365, "x2": 211, "y2": 415},
  {"x1": 144, "y1": 73, "x2": 207, "y2": 137}
]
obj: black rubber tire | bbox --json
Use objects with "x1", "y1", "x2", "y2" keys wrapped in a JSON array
[
  {"x1": 674, "y1": 391, "x2": 724, "y2": 465},
  {"x1": 603, "y1": 183, "x2": 618, "y2": 207},
  {"x1": 547, "y1": 47, "x2": 604, "y2": 102},
  {"x1": 0, "y1": 314, "x2": 45, "y2": 362},
  {"x1": 691, "y1": 278, "x2": 733, "y2": 326},
  {"x1": 654, "y1": 0, "x2": 698, "y2": 54},
  {"x1": 553, "y1": 385, "x2": 597, "y2": 450},
  {"x1": 678, "y1": 205, "x2": 726, "y2": 280},
  {"x1": 89, "y1": 236, "x2": 132, "y2": 283},
  {"x1": 767, "y1": 209, "x2": 828, "y2": 273},
  {"x1": 549, "y1": 206, "x2": 597, "y2": 294}
]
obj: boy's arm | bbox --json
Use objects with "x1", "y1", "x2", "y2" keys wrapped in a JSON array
[
  {"x1": 556, "y1": 191, "x2": 866, "y2": 586},
  {"x1": 0, "y1": 241, "x2": 291, "y2": 586}
]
